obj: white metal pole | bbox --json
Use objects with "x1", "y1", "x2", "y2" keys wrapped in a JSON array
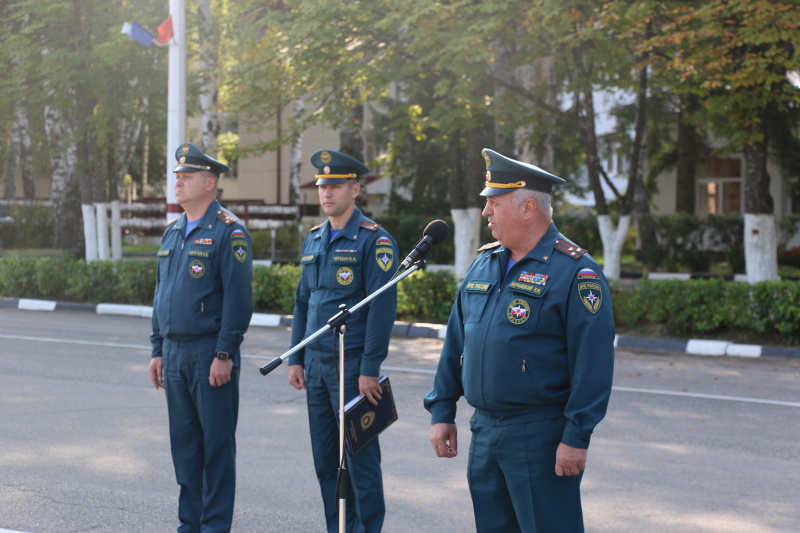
[{"x1": 166, "y1": 0, "x2": 186, "y2": 223}]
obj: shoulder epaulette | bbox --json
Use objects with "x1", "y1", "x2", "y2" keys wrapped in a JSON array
[
  {"x1": 554, "y1": 237, "x2": 588, "y2": 260},
  {"x1": 360, "y1": 220, "x2": 380, "y2": 231},
  {"x1": 165, "y1": 218, "x2": 179, "y2": 228},
  {"x1": 477, "y1": 241, "x2": 501, "y2": 252},
  {"x1": 217, "y1": 209, "x2": 238, "y2": 226},
  {"x1": 309, "y1": 223, "x2": 323, "y2": 233}
]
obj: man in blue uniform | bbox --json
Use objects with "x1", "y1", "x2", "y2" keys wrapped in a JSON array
[
  {"x1": 149, "y1": 142, "x2": 253, "y2": 533},
  {"x1": 424, "y1": 149, "x2": 615, "y2": 533},
  {"x1": 287, "y1": 149, "x2": 398, "y2": 533}
]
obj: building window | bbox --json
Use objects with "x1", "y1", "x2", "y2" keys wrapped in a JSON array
[{"x1": 696, "y1": 157, "x2": 742, "y2": 216}]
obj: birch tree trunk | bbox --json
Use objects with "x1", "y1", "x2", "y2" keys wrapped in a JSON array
[
  {"x1": 743, "y1": 132, "x2": 779, "y2": 282},
  {"x1": 289, "y1": 97, "x2": 305, "y2": 207},
  {"x1": 198, "y1": 0, "x2": 220, "y2": 152},
  {"x1": 45, "y1": 102, "x2": 82, "y2": 252}
]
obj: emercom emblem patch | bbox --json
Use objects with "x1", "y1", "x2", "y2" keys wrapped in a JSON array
[{"x1": 577, "y1": 281, "x2": 602, "y2": 313}]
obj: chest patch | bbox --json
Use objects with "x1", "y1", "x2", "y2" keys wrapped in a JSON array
[
  {"x1": 507, "y1": 298, "x2": 531, "y2": 325},
  {"x1": 189, "y1": 260, "x2": 205, "y2": 279},
  {"x1": 337, "y1": 266, "x2": 354, "y2": 285}
]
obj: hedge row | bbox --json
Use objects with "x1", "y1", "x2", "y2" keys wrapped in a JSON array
[
  {"x1": 1, "y1": 256, "x2": 797, "y2": 345},
  {"x1": 611, "y1": 278, "x2": 800, "y2": 345},
  {"x1": 0, "y1": 257, "x2": 459, "y2": 324}
]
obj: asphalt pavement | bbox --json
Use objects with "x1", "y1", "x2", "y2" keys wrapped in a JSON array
[{"x1": 0, "y1": 308, "x2": 799, "y2": 533}]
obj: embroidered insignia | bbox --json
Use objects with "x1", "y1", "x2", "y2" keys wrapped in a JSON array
[
  {"x1": 578, "y1": 282, "x2": 602, "y2": 314},
  {"x1": 507, "y1": 298, "x2": 531, "y2": 325},
  {"x1": 320, "y1": 151, "x2": 332, "y2": 164},
  {"x1": 194, "y1": 238, "x2": 213, "y2": 245},
  {"x1": 337, "y1": 266, "x2": 354, "y2": 285},
  {"x1": 231, "y1": 229, "x2": 245, "y2": 238},
  {"x1": 188, "y1": 250, "x2": 209, "y2": 258},
  {"x1": 217, "y1": 210, "x2": 236, "y2": 225},
  {"x1": 519, "y1": 271, "x2": 548, "y2": 286},
  {"x1": 180, "y1": 144, "x2": 190, "y2": 155},
  {"x1": 465, "y1": 281, "x2": 492, "y2": 292},
  {"x1": 376, "y1": 245, "x2": 393, "y2": 272},
  {"x1": 554, "y1": 238, "x2": 587, "y2": 260},
  {"x1": 360, "y1": 221, "x2": 380, "y2": 231},
  {"x1": 157, "y1": 249, "x2": 170, "y2": 257},
  {"x1": 376, "y1": 237, "x2": 392, "y2": 246},
  {"x1": 189, "y1": 260, "x2": 205, "y2": 279},
  {"x1": 483, "y1": 151, "x2": 492, "y2": 166},
  {"x1": 231, "y1": 236, "x2": 248, "y2": 263},
  {"x1": 578, "y1": 268, "x2": 598, "y2": 280}
]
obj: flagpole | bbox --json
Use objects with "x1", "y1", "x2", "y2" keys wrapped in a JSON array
[{"x1": 165, "y1": 0, "x2": 186, "y2": 222}]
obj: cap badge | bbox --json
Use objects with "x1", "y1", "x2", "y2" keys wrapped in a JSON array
[
  {"x1": 179, "y1": 156, "x2": 186, "y2": 164},
  {"x1": 320, "y1": 151, "x2": 332, "y2": 164},
  {"x1": 180, "y1": 144, "x2": 190, "y2": 155},
  {"x1": 323, "y1": 166, "x2": 331, "y2": 175},
  {"x1": 483, "y1": 151, "x2": 492, "y2": 166}
]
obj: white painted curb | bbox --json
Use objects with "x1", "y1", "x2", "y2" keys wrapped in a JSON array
[{"x1": 686, "y1": 339, "x2": 729, "y2": 356}]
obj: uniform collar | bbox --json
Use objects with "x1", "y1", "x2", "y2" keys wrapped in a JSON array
[{"x1": 321, "y1": 206, "x2": 365, "y2": 242}]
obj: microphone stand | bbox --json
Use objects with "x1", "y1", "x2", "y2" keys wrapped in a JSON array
[{"x1": 259, "y1": 259, "x2": 426, "y2": 533}]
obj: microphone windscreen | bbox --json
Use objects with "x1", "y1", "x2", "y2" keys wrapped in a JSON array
[{"x1": 423, "y1": 219, "x2": 449, "y2": 244}]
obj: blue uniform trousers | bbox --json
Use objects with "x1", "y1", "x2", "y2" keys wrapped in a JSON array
[
  {"x1": 305, "y1": 355, "x2": 385, "y2": 533},
  {"x1": 163, "y1": 335, "x2": 239, "y2": 533},
  {"x1": 468, "y1": 410, "x2": 584, "y2": 533}
]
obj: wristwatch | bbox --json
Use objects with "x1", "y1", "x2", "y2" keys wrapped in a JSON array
[{"x1": 215, "y1": 351, "x2": 232, "y2": 361}]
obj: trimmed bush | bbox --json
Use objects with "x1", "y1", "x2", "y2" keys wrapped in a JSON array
[{"x1": 252, "y1": 263, "x2": 301, "y2": 313}]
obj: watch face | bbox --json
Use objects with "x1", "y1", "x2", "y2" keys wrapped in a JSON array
[{"x1": 216, "y1": 352, "x2": 231, "y2": 361}]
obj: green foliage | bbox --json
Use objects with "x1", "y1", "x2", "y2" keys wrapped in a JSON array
[
  {"x1": 113, "y1": 259, "x2": 157, "y2": 304},
  {"x1": 0, "y1": 257, "x2": 156, "y2": 304},
  {"x1": 252, "y1": 263, "x2": 301, "y2": 314},
  {"x1": 396, "y1": 269, "x2": 459, "y2": 324},
  {"x1": 613, "y1": 278, "x2": 800, "y2": 345}
]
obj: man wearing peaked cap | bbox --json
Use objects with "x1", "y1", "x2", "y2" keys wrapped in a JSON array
[
  {"x1": 425, "y1": 148, "x2": 615, "y2": 533},
  {"x1": 286, "y1": 149, "x2": 398, "y2": 533},
  {"x1": 174, "y1": 141, "x2": 230, "y2": 178},
  {"x1": 150, "y1": 141, "x2": 252, "y2": 533}
]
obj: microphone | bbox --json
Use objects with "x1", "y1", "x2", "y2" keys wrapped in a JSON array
[{"x1": 399, "y1": 219, "x2": 449, "y2": 270}]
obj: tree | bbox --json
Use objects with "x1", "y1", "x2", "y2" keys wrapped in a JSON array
[{"x1": 639, "y1": 0, "x2": 800, "y2": 282}]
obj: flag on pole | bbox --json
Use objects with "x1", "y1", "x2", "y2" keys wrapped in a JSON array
[
  {"x1": 157, "y1": 16, "x2": 174, "y2": 44},
  {"x1": 121, "y1": 21, "x2": 153, "y2": 47}
]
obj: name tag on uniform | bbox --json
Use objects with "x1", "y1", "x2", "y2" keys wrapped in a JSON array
[
  {"x1": 464, "y1": 280, "x2": 493, "y2": 292},
  {"x1": 508, "y1": 281, "x2": 544, "y2": 296}
]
